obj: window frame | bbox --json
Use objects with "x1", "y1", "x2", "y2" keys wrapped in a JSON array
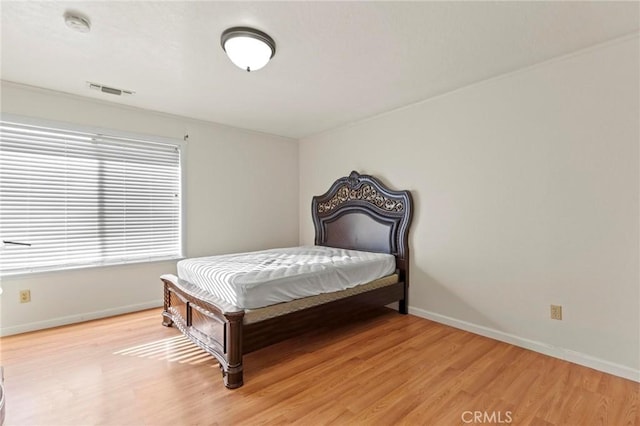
[{"x1": 0, "y1": 113, "x2": 187, "y2": 277}]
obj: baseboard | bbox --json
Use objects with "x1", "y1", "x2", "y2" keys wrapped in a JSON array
[
  {"x1": 409, "y1": 306, "x2": 640, "y2": 383},
  {"x1": 0, "y1": 300, "x2": 164, "y2": 337}
]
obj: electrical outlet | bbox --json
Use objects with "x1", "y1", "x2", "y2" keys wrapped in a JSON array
[
  {"x1": 550, "y1": 304, "x2": 562, "y2": 320},
  {"x1": 19, "y1": 289, "x2": 31, "y2": 303}
]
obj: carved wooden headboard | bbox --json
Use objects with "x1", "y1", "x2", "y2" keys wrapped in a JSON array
[{"x1": 311, "y1": 171, "x2": 413, "y2": 284}]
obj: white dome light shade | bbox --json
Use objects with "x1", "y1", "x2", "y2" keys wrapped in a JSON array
[
  {"x1": 221, "y1": 27, "x2": 276, "y2": 72},
  {"x1": 224, "y1": 37, "x2": 272, "y2": 71}
]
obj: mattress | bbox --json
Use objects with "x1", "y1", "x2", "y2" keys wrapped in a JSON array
[
  {"x1": 243, "y1": 273, "x2": 399, "y2": 324},
  {"x1": 177, "y1": 246, "x2": 396, "y2": 309}
]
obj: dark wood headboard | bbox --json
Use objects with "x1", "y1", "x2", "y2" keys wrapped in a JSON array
[{"x1": 311, "y1": 171, "x2": 413, "y2": 285}]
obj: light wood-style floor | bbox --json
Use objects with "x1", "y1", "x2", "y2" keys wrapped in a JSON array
[{"x1": 1, "y1": 308, "x2": 638, "y2": 425}]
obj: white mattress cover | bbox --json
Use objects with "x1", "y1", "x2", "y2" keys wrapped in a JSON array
[{"x1": 176, "y1": 246, "x2": 395, "y2": 309}]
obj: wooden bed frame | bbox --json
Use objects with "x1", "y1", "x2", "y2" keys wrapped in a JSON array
[{"x1": 160, "y1": 171, "x2": 413, "y2": 388}]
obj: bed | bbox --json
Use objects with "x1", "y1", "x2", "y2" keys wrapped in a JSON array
[{"x1": 160, "y1": 171, "x2": 413, "y2": 388}]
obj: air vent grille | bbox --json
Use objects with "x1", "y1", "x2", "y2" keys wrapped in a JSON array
[{"x1": 86, "y1": 82, "x2": 135, "y2": 96}]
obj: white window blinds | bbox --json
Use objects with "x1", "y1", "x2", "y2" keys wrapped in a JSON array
[{"x1": 0, "y1": 117, "x2": 183, "y2": 275}]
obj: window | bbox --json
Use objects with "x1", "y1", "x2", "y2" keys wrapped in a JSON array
[{"x1": 0, "y1": 115, "x2": 183, "y2": 275}]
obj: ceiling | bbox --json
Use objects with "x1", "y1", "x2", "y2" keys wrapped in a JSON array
[{"x1": 2, "y1": 2, "x2": 639, "y2": 139}]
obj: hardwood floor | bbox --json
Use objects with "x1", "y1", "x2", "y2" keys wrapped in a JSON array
[{"x1": 1, "y1": 308, "x2": 637, "y2": 425}]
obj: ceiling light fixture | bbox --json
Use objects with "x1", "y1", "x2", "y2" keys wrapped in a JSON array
[{"x1": 221, "y1": 27, "x2": 276, "y2": 72}]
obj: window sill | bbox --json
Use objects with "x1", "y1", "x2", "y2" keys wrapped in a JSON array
[{"x1": 0, "y1": 256, "x2": 185, "y2": 280}]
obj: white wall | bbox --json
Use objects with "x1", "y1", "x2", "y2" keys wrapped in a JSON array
[
  {"x1": 0, "y1": 82, "x2": 299, "y2": 335},
  {"x1": 299, "y1": 36, "x2": 639, "y2": 378}
]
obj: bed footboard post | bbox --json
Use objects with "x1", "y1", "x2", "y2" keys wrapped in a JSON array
[
  {"x1": 161, "y1": 278, "x2": 174, "y2": 327},
  {"x1": 223, "y1": 311, "x2": 244, "y2": 389}
]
